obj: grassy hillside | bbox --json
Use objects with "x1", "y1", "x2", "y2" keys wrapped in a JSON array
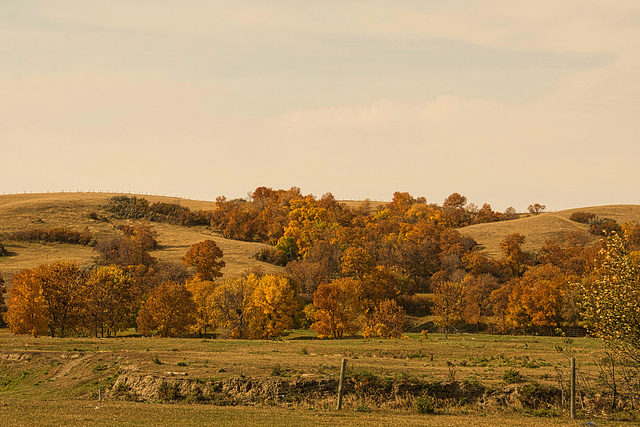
[
  {"x1": 0, "y1": 192, "x2": 283, "y2": 283},
  {"x1": 461, "y1": 205, "x2": 640, "y2": 259}
]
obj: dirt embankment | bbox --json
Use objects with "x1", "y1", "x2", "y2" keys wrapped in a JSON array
[{"x1": 110, "y1": 372, "x2": 561, "y2": 411}]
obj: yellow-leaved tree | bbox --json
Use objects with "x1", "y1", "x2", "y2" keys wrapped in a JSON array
[
  {"x1": 580, "y1": 234, "x2": 640, "y2": 360},
  {"x1": 185, "y1": 277, "x2": 217, "y2": 337},
  {"x1": 247, "y1": 274, "x2": 299, "y2": 339},
  {"x1": 84, "y1": 266, "x2": 136, "y2": 338},
  {"x1": 210, "y1": 275, "x2": 257, "y2": 339}
]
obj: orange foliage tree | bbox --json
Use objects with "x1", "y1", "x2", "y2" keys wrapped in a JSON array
[
  {"x1": 5, "y1": 268, "x2": 48, "y2": 337},
  {"x1": 310, "y1": 278, "x2": 359, "y2": 339},
  {"x1": 5, "y1": 261, "x2": 84, "y2": 337},
  {"x1": 183, "y1": 240, "x2": 225, "y2": 281},
  {"x1": 362, "y1": 299, "x2": 405, "y2": 339},
  {"x1": 137, "y1": 281, "x2": 196, "y2": 337},
  {"x1": 500, "y1": 233, "x2": 530, "y2": 278}
]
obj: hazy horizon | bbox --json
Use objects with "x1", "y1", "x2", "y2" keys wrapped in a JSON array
[{"x1": 2, "y1": 1, "x2": 640, "y2": 211}]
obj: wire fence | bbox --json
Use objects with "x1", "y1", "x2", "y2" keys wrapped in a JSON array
[
  {"x1": 0, "y1": 190, "x2": 200, "y2": 201},
  {"x1": 0, "y1": 190, "x2": 389, "y2": 204}
]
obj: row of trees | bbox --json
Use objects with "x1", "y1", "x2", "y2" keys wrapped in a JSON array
[{"x1": 3, "y1": 187, "x2": 639, "y2": 345}]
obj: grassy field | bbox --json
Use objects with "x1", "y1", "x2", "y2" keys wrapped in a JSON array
[
  {"x1": 0, "y1": 328, "x2": 628, "y2": 426},
  {"x1": 0, "y1": 192, "x2": 283, "y2": 282}
]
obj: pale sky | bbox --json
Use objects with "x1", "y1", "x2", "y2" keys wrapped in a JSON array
[{"x1": 2, "y1": 1, "x2": 640, "y2": 211}]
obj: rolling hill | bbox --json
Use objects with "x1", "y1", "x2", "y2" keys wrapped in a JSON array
[
  {"x1": 2, "y1": 192, "x2": 640, "y2": 283},
  {"x1": 460, "y1": 204, "x2": 640, "y2": 259},
  {"x1": 0, "y1": 192, "x2": 283, "y2": 284}
]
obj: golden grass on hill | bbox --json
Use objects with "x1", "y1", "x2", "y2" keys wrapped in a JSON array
[
  {"x1": 461, "y1": 205, "x2": 640, "y2": 259},
  {"x1": 0, "y1": 192, "x2": 282, "y2": 283}
]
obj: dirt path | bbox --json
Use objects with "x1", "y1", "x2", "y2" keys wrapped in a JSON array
[{"x1": 52, "y1": 353, "x2": 92, "y2": 380}]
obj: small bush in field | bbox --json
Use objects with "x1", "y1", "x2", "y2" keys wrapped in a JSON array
[
  {"x1": 415, "y1": 393, "x2": 436, "y2": 414},
  {"x1": 503, "y1": 368, "x2": 525, "y2": 384}
]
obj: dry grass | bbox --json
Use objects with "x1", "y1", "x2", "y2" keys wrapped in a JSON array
[
  {"x1": 0, "y1": 329, "x2": 622, "y2": 426},
  {"x1": 0, "y1": 192, "x2": 282, "y2": 283},
  {"x1": 460, "y1": 205, "x2": 640, "y2": 259}
]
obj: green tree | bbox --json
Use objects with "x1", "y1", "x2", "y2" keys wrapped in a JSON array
[{"x1": 580, "y1": 234, "x2": 640, "y2": 359}]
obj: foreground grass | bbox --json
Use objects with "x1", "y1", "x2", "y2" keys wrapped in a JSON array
[
  {"x1": 1, "y1": 328, "x2": 624, "y2": 426},
  {"x1": 0, "y1": 397, "x2": 612, "y2": 427},
  {"x1": 0, "y1": 329, "x2": 603, "y2": 389}
]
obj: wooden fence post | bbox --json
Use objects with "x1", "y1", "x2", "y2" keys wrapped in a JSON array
[
  {"x1": 337, "y1": 358, "x2": 347, "y2": 410},
  {"x1": 571, "y1": 357, "x2": 576, "y2": 420}
]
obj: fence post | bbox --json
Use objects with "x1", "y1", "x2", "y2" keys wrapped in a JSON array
[
  {"x1": 571, "y1": 357, "x2": 576, "y2": 420},
  {"x1": 336, "y1": 358, "x2": 347, "y2": 410}
]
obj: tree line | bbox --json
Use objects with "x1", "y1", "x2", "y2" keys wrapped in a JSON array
[{"x1": 1, "y1": 187, "x2": 639, "y2": 346}]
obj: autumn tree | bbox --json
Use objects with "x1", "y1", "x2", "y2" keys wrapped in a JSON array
[
  {"x1": 500, "y1": 233, "x2": 530, "y2": 277},
  {"x1": 527, "y1": 203, "x2": 546, "y2": 215},
  {"x1": 38, "y1": 261, "x2": 85, "y2": 337},
  {"x1": 95, "y1": 223, "x2": 158, "y2": 267},
  {"x1": 286, "y1": 240, "x2": 340, "y2": 295},
  {"x1": 489, "y1": 283, "x2": 513, "y2": 333},
  {"x1": 432, "y1": 280, "x2": 464, "y2": 338},
  {"x1": 311, "y1": 278, "x2": 359, "y2": 339},
  {"x1": 502, "y1": 206, "x2": 518, "y2": 220},
  {"x1": 210, "y1": 275, "x2": 257, "y2": 338},
  {"x1": 443, "y1": 192, "x2": 470, "y2": 227},
  {"x1": 362, "y1": 299, "x2": 405, "y2": 339},
  {"x1": 183, "y1": 240, "x2": 225, "y2": 281},
  {"x1": 5, "y1": 261, "x2": 84, "y2": 337},
  {"x1": 83, "y1": 266, "x2": 136, "y2": 337},
  {"x1": 5, "y1": 268, "x2": 48, "y2": 337},
  {"x1": 247, "y1": 274, "x2": 299, "y2": 339},
  {"x1": 506, "y1": 264, "x2": 569, "y2": 334},
  {"x1": 461, "y1": 274, "x2": 499, "y2": 330},
  {"x1": 0, "y1": 273, "x2": 6, "y2": 327},
  {"x1": 185, "y1": 277, "x2": 217, "y2": 336},
  {"x1": 474, "y1": 203, "x2": 497, "y2": 224},
  {"x1": 137, "y1": 281, "x2": 196, "y2": 337},
  {"x1": 340, "y1": 246, "x2": 376, "y2": 281}
]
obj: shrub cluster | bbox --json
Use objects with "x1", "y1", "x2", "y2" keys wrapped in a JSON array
[
  {"x1": 569, "y1": 211, "x2": 596, "y2": 224},
  {"x1": 589, "y1": 218, "x2": 621, "y2": 236},
  {"x1": 5, "y1": 227, "x2": 91, "y2": 245},
  {"x1": 102, "y1": 196, "x2": 213, "y2": 226}
]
